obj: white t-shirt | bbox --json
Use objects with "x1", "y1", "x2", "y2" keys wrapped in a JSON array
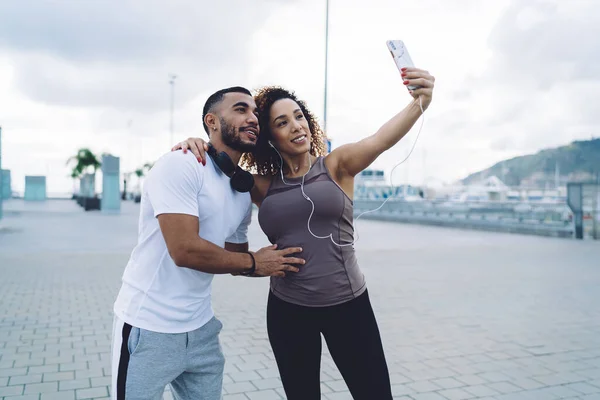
[{"x1": 113, "y1": 151, "x2": 252, "y2": 333}]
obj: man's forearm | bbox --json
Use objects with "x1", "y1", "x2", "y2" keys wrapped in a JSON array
[{"x1": 172, "y1": 238, "x2": 252, "y2": 274}]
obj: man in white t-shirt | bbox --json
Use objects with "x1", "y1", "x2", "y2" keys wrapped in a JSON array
[{"x1": 111, "y1": 87, "x2": 305, "y2": 400}]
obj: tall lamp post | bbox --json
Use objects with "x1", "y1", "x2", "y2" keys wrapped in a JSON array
[
  {"x1": 323, "y1": 0, "x2": 330, "y2": 139},
  {"x1": 169, "y1": 74, "x2": 177, "y2": 146}
]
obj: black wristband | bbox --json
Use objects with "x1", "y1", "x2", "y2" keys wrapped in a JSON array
[{"x1": 240, "y1": 251, "x2": 256, "y2": 276}]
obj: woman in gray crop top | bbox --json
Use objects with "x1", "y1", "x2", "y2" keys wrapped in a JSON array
[{"x1": 175, "y1": 68, "x2": 435, "y2": 399}]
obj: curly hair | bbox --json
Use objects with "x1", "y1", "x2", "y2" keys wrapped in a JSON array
[{"x1": 240, "y1": 86, "x2": 328, "y2": 176}]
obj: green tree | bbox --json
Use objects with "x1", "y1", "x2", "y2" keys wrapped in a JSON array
[
  {"x1": 66, "y1": 148, "x2": 101, "y2": 196},
  {"x1": 66, "y1": 148, "x2": 101, "y2": 178}
]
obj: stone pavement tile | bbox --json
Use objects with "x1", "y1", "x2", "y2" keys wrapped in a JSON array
[
  {"x1": 399, "y1": 362, "x2": 429, "y2": 372},
  {"x1": 90, "y1": 376, "x2": 110, "y2": 388},
  {"x1": 42, "y1": 372, "x2": 74, "y2": 382},
  {"x1": 487, "y1": 351, "x2": 514, "y2": 360},
  {"x1": 465, "y1": 353, "x2": 495, "y2": 363},
  {"x1": 75, "y1": 386, "x2": 108, "y2": 399},
  {"x1": 547, "y1": 384, "x2": 592, "y2": 398},
  {"x1": 391, "y1": 383, "x2": 415, "y2": 397},
  {"x1": 24, "y1": 381, "x2": 59, "y2": 394},
  {"x1": 429, "y1": 368, "x2": 458, "y2": 379},
  {"x1": 223, "y1": 395, "x2": 248, "y2": 400},
  {"x1": 229, "y1": 370, "x2": 262, "y2": 383},
  {"x1": 74, "y1": 368, "x2": 104, "y2": 379},
  {"x1": 233, "y1": 361, "x2": 266, "y2": 372},
  {"x1": 449, "y1": 365, "x2": 481, "y2": 375},
  {"x1": 224, "y1": 363, "x2": 240, "y2": 374},
  {"x1": 4, "y1": 395, "x2": 41, "y2": 400},
  {"x1": 59, "y1": 362, "x2": 88, "y2": 373},
  {"x1": 404, "y1": 369, "x2": 438, "y2": 382},
  {"x1": 455, "y1": 374, "x2": 487, "y2": 386},
  {"x1": 82, "y1": 347, "x2": 106, "y2": 357},
  {"x1": 471, "y1": 361, "x2": 504, "y2": 374},
  {"x1": 18, "y1": 346, "x2": 46, "y2": 354},
  {"x1": 406, "y1": 380, "x2": 442, "y2": 393},
  {"x1": 478, "y1": 371, "x2": 513, "y2": 383},
  {"x1": 581, "y1": 395, "x2": 600, "y2": 400},
  {"x1": 251, "y1": 378, "x2": 281, "y2": 390},
  {"x1": 29, "y1": 366, "x2": 59, "y2": 375},
  {"x1": 0, "y1": 367, "x2": 27, "y2": 377},
  {"x1": 502, "y1": 387, "x2": 560, "y2": 399},
  {"x1": 222, "y1": 347, "x2": 250, "y2": 357},
  {"x1": 589, "y1": 379, "x2": 600, "y2": 389},
  {"x1": 320, "y1": 382, "x2": 332, "y2": 394},
  {"x1": 44, "y1": 356, "x2": 75, "y2": 365},
  {"x1": 437, "y1": 387, "x2": 477, "y2": 400},
  {"x1": 546, "y1": 360, "x2": 596, "y2": 372},
  {"x1": 321, "y1": 368, "x2": 343, "y2": 381},
  {"x1": 463, "y1": 384, "x2": 500, "y2": 397},
  {"x1": 0, "y1": 385, "x2": 25, "y2": 397},
  {"x1": 40, "y1": 391, "x2": 76, "y2": 400},
  {"x1": 224, "y1": 382, "x2": 258, "y2": 394},
  {"x1": 324, "y1": 379, "x2": 348, "y2": 392},
  {"x1": 579, "y1": 369, "x2": 600, "y2": 380},
  {"x1": 240, "y1": 354, "x2": 270, "y2": 364},
  {"x1": 390, "y1": 373, "x2": 412, "y2": 385},
  {"x1": 499, "y1": 367, "x2": 538, "y2": 380},
  {"x1": 566, "y1": 382, "x2": 600, "y2": 395},
  {"x1": 533, "y1": 371, "x2": 588, "y2": 386},
  {"x1": 43, "y1": 344, "x2": 70, "y2": 353},
  {"x1": 487, "y1": 381, "x2": 522, "y2": 394},
  {"x1": 509, "y1": 377, "x2": 547, "y2": 390},
  {"x1": 409, "y1": 392, "x2": 449, "y2": 400},
  {"x1": 0, "y1": 376, "x2": 8, "y2": 386},
  {"x1": 323, "y1": 392, "x2": 353, "y2": 400},
  {"x1": 87, "y1": 361, "x2": 109, "y2": 373},
  {"x1": 245, "y1": 389, "x2": 282, "y2": 400},
  {"x1": 9, "y1": 374, "x2": 43, "y2": 385},
  {"x1": 14, "y1": 358, "x2": 46, "y2": 368},
  {"x1": 423, "y1": 358, "x2": 454, "y2": 369},
  {"x1": 73, "y1": 354, "x2": 99, "y2": 364},
  {"x1": 58, "y1": 379, "x2": 91, "y2": 391},
  {"x1": 430, "y1": 377, "x2": 465, "y2": 389}
]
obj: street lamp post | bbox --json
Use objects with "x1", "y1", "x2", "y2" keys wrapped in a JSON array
[
  {"x1": 169, "y1": 74, "x2": 177, "y2": 146},
  {"x1": 323, "y1": 0, "x2": 330, "y2": 136}
]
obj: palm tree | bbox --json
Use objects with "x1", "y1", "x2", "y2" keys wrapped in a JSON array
[
  {"x1": 66, "y1": 148, "x2": 101, "y2": 197},
  {"x1": 132, "y1": 162, "x2": 154, "y2": 203},
  {"x1": 134, "y1": 162, "x2": 154, "y2": 179}
]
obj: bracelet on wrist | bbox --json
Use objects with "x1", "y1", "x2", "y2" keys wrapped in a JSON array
[{"x1": 240, "y1": 251, "x2": 256, "y2": 276}]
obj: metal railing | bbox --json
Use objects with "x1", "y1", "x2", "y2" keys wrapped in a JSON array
[{"x1": 353, "y1": 199, "x2": 574, "y2": 238}]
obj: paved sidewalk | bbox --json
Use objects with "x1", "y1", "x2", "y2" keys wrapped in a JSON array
[{"x1": 1, "y1": 200, "x2": 600, "y2": 399}]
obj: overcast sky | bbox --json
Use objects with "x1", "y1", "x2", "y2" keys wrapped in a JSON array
[{"x1": 0, "y1": 0, "x2": 598, "y2": 194}]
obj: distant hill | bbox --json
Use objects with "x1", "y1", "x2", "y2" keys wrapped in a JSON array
[{"x1": 461, "y1": 138, "x2": 600, "y2": 187}]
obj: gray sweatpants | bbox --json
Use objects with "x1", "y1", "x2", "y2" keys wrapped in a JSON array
[{"x1": 111, "y1": 316, "x2": 225, "y2": 400}]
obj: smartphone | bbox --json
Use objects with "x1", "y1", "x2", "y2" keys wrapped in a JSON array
[{"x1": 386, "y1": 40, "x2": 419, "y2": 90}]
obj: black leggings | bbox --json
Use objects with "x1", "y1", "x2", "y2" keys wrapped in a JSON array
[{"x1": 266, "y1": 290, "x2": 393, "y2": 400}]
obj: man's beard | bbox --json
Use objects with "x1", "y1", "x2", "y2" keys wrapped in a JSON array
[{"x1": 220, "y1": 118, "x2": 256, "y2": 153}]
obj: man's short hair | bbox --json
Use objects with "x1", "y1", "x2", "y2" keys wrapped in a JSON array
[{"x1": 202, "y1": 86, "x2": 252, "y2": 134}]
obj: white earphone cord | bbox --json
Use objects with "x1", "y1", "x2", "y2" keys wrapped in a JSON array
[{"x1": 272, "y1": 96, "x2": 425, "y2": 247}]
